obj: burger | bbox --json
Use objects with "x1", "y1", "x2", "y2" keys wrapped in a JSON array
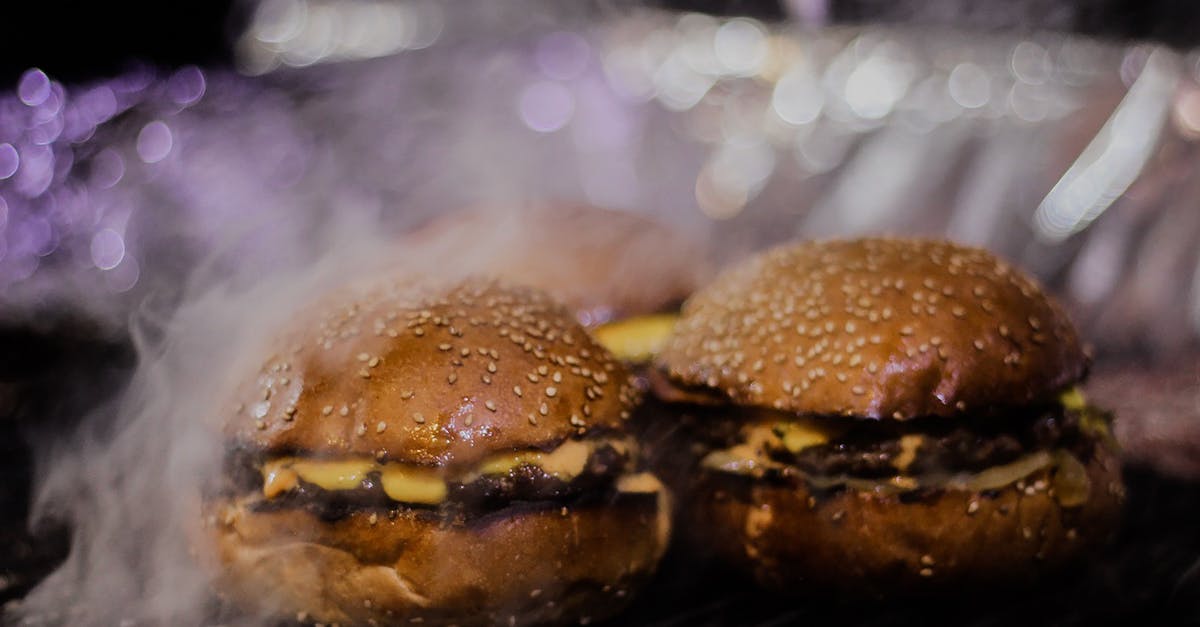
[
  {"x1": 651, "y1": 238, "x2": 1124, "y2": 595},
  {"x1": 395, "y1": 202, "x2": 707, "y2": 328},
  {"x1": 394, "y1": 202, "x2": 708, "y2": 365},
  {"x1": 203, "y1": 279, "x2": 671, "y2": 625}
]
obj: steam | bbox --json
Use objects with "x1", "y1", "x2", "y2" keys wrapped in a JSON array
[
  {"x1": 6, "y1": 7, "x2": 708, "y2": 619},
  {"x1": 7, "y1": 2, "x2": 1200, "y2": 624},
  {"x1": 14, "y1": 211, "x2": 409, "y2": 624}
]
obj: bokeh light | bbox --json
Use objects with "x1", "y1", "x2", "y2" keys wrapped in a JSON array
[
  {"x1": 136, "y1": 121, "x2": 174, "y2": 163},
  {"x1": 518, "y1": 81, "x2": 575, "y2": 133}
]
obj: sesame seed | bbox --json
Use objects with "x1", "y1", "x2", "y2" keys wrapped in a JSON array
[
  {"x1": 545, "y1": 386, "x2": 557, "y2": 397},
  {"x1": 357, "y1": 353, "x2": 370, "y2": 362},
  {"x1": 401, "y1": 390, "x2": 414, "y2": 400},
  {"x1": 368, "y1": 357, "x2": 380, "y2": 368},
  {"x1": 356, "y1": 423, "x2": 367, "y2": 436},
  {"x1": 539, "y1": 403, "x2": 549, "y2": 416},
  {"x1": 322, "y1": 405, "x2": 333, "y2": 416},
  {"x1": 412, "y1": 413, "x2": 425, "y2": 424},
  {"x1": 438, "y1": 343, "x2": 451, "y2": 351},
  {"x1": 513, "y1": 385, "x2": 523, "y2": 397},
  {"x1": 340, "y1": 405, "x2": 350, "y2": 416},
  {"x1": 973, "y1": 339, "x2": 985, "y2": 350},
  {"x1": 376, "y1": 421, "x2": 387, "y2": 433},
  {"x1": 485, "y1": 400, "x2": 498, "y2": 412},
  {"x1": 448, "y1": 373, "x2": 458, "y2": 384},
  {"x1": 919, "y1": 568, "x2": 934, "y2": 577},
  {"x1": 255, "y1": 419, "x2": 266, "y2": 430}
]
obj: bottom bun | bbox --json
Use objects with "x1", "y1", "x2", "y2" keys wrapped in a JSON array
[
  {"x1": 204, "y1": 492, "x2": 671, "y2": 626},
  {"x1": 693, "y1": 446, "x2": 1123, "y2": 597}
]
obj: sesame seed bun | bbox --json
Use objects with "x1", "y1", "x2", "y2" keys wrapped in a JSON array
[
  {"x1": 657, "y1": 238, "x2": 1089, "y2": 420},
  {"x1": 224, "y1": 279, "x2": 640, "y2": 467},
  {"x1": 206, "y1": 493, "x2": 671, "y2": 626},
  {"x1": 693, "y1": 445, "x2": 1123, "y2": 596},
  {"x1": 208, "y1": 279, "x2": 671, "y2": 624},
  {"x1": 398, "y1": 203, "x2": 708, "y2": 325},
  {"x1": 652, "y1": 238, "x2": 1122, "y2": 596}
]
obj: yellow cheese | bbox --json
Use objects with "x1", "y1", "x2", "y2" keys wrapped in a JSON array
[
  {"x1": 259, "y1": 438, "x2": 631, "y2": 505},
  {"x1": 774, "y1": 419, "x2": 833, "y2": 453},
  {"x1": 379, "y1": 464, "x2": 448, "y2": 505},
  {"x1": 592, "y1": 314, "x2": 678, "y2": 362},
  {"x1": 262, "y1": 458, "x2": 375, "y2": 497},
  {"x1": 1059, "y1": 387, "x2": 1086, "y2": 411},
  {"x1": 616, "y1": 472, "x2": 665, "y2": 494},
  {"x1": 894, "y1": 434, "x2": 924, "y2": 473},
  {"x1": 477, "y1": 438, "x2": 596, "y2": 479},
  {"x1": 945, "y1": 451, "x2": 1053, "y2": 492},
  {"x1": 1051, "y1": 450, "x2": 1092, "y2": 507},
  {"x1": 262, "y1": 462, "x2": 300, "y2": 499},
  {"x1": 708, "y1": 444, "x2": 1068, "y2": 495}
]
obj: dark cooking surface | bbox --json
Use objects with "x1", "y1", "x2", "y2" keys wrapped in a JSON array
[{"x1": 3, "y1": 357, "x2": 1199, "y2": 625}]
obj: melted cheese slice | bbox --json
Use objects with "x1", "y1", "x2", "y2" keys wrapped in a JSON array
[
  {"x1": 703, "y1": 418, "x2": 837, "y2": 474},
  {"x1": 1060, "y1": 387, "x2": 1086, "y2": 411},
  {"x1": 774, "y1": 418, "x2": 839, "y2": 453},
  {"x1": 476, "y1": 438, "x2": 595, "y2": 479},
  {"x1": 592, "y1": 314, "x2": 678, "y2": 362},
  {"x1": 378, "y1": 464, "x2": 448, "y2": 505},
  {"x1": 260, "y1": 438, "x2": 631, "y2": 505}
]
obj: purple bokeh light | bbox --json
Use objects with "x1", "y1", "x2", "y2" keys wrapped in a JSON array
[
  {"x1": 136, "y1": 121, "x2": 174, "y2": 163},
  {"x1": 167, "y1": 67, "x2": 207, "y2": 106},
  {"x1": 17, "y1": 69, "x2": 51, "y2": 107},
  {"x1": 14, "y1": 144, "x2": 54, "y2": 198},
  {"x1": 89, "y1": 228, "x2": 125, "y2": 270},
  {"x1": 0, "y1": 143, "x2": 18, "y2": 179}
]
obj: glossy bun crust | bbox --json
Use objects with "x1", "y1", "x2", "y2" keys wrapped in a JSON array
[
  {"x1": 658, "y1": 238, "x2": 1089, "y2": 420},
  {"x1": 207, "y1": 493, "x2": 671, "y2": 626},
  {"x1": 223, "y1": 279, "x2": 640, "y2": 467},
  {"x1": 692, "y1": 444, "x2": 1123, "y2": 596}
]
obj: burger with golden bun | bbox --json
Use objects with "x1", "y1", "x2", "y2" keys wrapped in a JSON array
[
  {"x1": 204, "y1": 279, "x2": 671, "y2": 625},
  {"x1": 653, "y1": 238, "x2": 1123, "y2": 595}
]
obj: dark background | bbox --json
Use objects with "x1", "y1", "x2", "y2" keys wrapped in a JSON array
[{"x1": 5, "y1": 0, "x2": 1200, "y2": 87}]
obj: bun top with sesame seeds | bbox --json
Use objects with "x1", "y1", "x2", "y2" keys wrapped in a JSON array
[
  {"x1": 224, "y1": 278, "x2": 639, "y2": 467},
  {"x1": 656, "y1": 238, "x2": 1088, "y2": 420}
]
